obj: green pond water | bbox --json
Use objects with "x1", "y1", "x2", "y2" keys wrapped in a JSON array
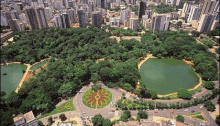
[
  {"x1": 140, "y1": 58, "x2": 199, "y2": 95},
  {"x1": 30, "y1": 60, "x2": 48, "y2": 70},
  {"x1": 1, "y1": 64, "x2": 27, "y2": 96}
]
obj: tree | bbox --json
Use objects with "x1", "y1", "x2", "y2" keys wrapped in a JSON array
[
  {"x1": 37, "y1": 120, "x2": 44, "y2": 126},
  {"x1": 48, "y1": 116, "x2": 53, "y2": 124},
  {"x1": 203, "y1": 81, "x2": 215, "y2": 90},
  {"x1": 216, "y1": 115, "x2": 219, "y2": 125},
  {"x1": 120, "y1": 110, "x2": 131, "y2": 122},
  {"x1": 191, "y1": 30, "x2": 201, "y2": 37},
  {"x1": 150, "y1": 89, "x2": 158, "y2": 99},
  {"x1": 92, "y1": 83, "x2": 102, "y2": 92},
  {"x1": 92, "y1": 114, "x2": 104, "y2": 126},
  {"x1": 177, "y1": 89, "x2": 192, "y2": 100},
  {"x1": 58, "y1": 83, "x2": 73, "y2": 98},
  {"x1": 204, "y1": 100, "x2": 216, "y2": 112},
  {"x1": 177, "y1": 21, "x2": 182, "y2": 27},
  {"x1": 103, "y1": 119, "x2": 112, "y2": 126},
  {"x1": 176, "y1": 115, "x2": 184, "y2": 122},
  {"x1": 137, "y1": 110, "x2": 148, "y2": 121},
  {"x1": 59, "y1": 114, "x2": 67, "y2": 121}
]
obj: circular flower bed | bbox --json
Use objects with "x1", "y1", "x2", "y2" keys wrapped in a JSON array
[{"x1": 82, "y1": 88, "x2": 112, "y2": 109}]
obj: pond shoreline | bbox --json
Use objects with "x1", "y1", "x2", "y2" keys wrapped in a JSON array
[
  {"x1": 1, "y1": 57, "x2": 50, "y2": 93},
  {"x1": 137, "y1": 54, "x2": 202, "y2": 98}
]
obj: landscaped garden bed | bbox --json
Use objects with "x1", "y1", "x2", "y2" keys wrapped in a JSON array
[
  {"x1": 38, "y1": 98, "x2": 75, "y2": 119},
  {"x1": 82, "y1": 88, "x2": 112, "y2": 109}
]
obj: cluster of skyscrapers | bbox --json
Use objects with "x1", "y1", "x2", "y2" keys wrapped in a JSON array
[
  {"x1": 0, "y1": 0, "x2": 219, "y2": 33},
  {"x1": 181, "y1": 0, "x2": 219, "y2": 32}
]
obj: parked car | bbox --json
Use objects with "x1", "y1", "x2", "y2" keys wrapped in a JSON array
[
  {"x1": 184, "y1": 109, "x2": 188, "y2": 111},
  {"x1": 200, "y1": 106, "x2": 203, "y2": 108},
  {"x1": 53, "y1": 116, "x2": 58, "y2": 119}
]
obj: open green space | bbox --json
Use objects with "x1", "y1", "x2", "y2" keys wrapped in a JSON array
[
  {"x1": 187, "y1": 112, "x2": 206, "y2": 121},
  {"x1": 30, "y1": 60, "x2": 48, "y2": 70},
  {"x1": 1, "y1": 64, "x2": 27, "y2": 96},
  {"x1": 38, "y1": 98, "x2": 75, "y2": 119},
  {"x1": 140, "y1": 58, "x2": 199, "y2": 95},
  {"x1": 82, "y1": 88, "x2": 112, "y2": 109}
]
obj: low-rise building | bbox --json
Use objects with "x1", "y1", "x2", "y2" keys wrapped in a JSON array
[{"x1": 12, "y1": 111, "x2": 38, "y2": 126}]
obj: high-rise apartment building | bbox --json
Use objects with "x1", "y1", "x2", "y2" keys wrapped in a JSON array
[
  {"x1": 139, "y1": 1, "x2": 146, "y2": 18},
  {"x1": 120, "y1": 9, "x2": 129, "y2": 24},
  {"x1": 44, "y1": 7, "x2": 52, "y2": 21},
  {"x1": 197, "y1": 14, "x2": 215, "y2": 32},
  {"x1": 8, "y1": 19, "x2": 24, "y2": 31},
  {"x1": 24, "y1": 7, "x2": 39, "y2": 30},
  {"x1": 77, "y1": 9, "x2": 87, "y2": 28},
  {"x1": 129, "y1": 18, "x2": 138, "y2": 31},
  {"x1": 200, "y1": 0, "x2": 217, "y2": 19},
  {"x1": 69, "y1": 9, "x2": 77, "y2": 23},
  {"x1": 62, "y1": 12, "x2": 71, "y2": 28},
  {"x1": 92, "y1": 11, "x2": 102, "y2": 28},
  {"x1": 188, "y1": 6, "x2": 201, "y2": 22},
  {"x1": 35, "y1": 7, "x2": 48, "y2": 29},
  {"x1": 101, "y1": 0, "x2": 106, "y2": 9},
  {"x1": 151, "y1": 14, "x2": 169, "y2": 33},
  {"x1": 54, "y1": 14, "x2": 63, "y2": 27}
]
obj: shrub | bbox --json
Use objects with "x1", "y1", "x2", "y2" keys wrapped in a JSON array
[
  {"x1": 203, "y1": 81, "x2": 215, "y2": 90},
  {"x1": 176, "y1": 115, "x2": 184, "y2": 122},
  {"x1": 59, "y1": 114, "x2": 67, "y2": 121},
  {"x1": 177, "y1": 89, "x2": 192, "y2": 100}
]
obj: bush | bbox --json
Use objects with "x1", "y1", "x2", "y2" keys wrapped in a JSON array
[
  {"x1": 203, "y1": 81, "x2": 215, "y2": 90},
  {"x1": 37, "y1": 120, "x2": 44, "y2": 126},
  {"x1": 137, "y1": 110, "x2": 148, "y2": 121},
  {"x1": 177, "y1": 89, "x2": 192, "y2": 100},
  {"x1": 59, "y1": 114, "x2": 67, "y2": 121},
  {"x1": 120, "y1": 110, "x2": 131, "y2": 122},
  {"x1": 92, "y1": 84, "x2": 102, "y2": 91},
  {"x1": 216, "y1": 115, "x2": 219, "y2": 125},
  {"x1": 150, "y1": 89, "x2": 158, "y2": 99},
  {"x1": 47, "y1": 116, "x2": 53, "y2": 124},
  {"x1": 176, "y1": 115, "x2": 184, "y2": 122}
]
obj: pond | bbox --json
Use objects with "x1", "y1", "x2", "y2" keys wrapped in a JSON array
[
  {"x1": 1, "y1": 64, "x2": 27, "y2": 96},
  {"x1": 30, "y1": 60, "x2": 48, "y2": 70},
  {"x1": 140, "y1": 58, "x2": 199, "y2": 95}
]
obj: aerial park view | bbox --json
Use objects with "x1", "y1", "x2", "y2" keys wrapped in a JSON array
[{"x1": 0, "y1": 0, "x2": 219, "y2": 125}]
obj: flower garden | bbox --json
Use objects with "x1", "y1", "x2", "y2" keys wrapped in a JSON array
[{"x1": 82, "y1": 88, "x2": 112, "y2": 109}]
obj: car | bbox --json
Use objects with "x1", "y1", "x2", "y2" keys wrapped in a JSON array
[
  {"x1": 83, "y1": 112, "x2": 86, "y2": 114},
  {"x1": 184, "y1": 109, "x2": 188, "y2": 111},
  {"x1": 80, "y1": 116, "x2": 84, "y2": 120},
  {"x1": 191, "y1": 110, "x2": 195, "y2": 113},
  {"x1": 200, "y1": 122, "x2": 205, "y2": 125},
  {"x1": 79, "y1": 91, "x2": 83, "y2": 93},
  {"x1": 53, "y1": 116, "x2": 58, "y2": 119},
  {"x1": 154, "y1": 109, "x2": 158, "y2": 111},
  {"x1": 86, "y1": 116, "x2": 89, "y2": 119},
  {"x1": 83, "y1": 121, "x2": 86, "y2": 125},
  {"x1": 200, "y1": 106, "x2": 203, "y2": 108}
]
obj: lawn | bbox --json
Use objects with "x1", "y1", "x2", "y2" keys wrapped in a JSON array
[
  {"x1": 187, "y1": 111, "x2": 201, "y2": 116},
  {"x1": 186, "y1": 111, "x2": 206, "y2": 121},
  {"x1": 192, "y1": 115, "x2": 206, "y2": 121},
  {"x1": 38, "y1": 98, "x2": 75, "y2": 119}
]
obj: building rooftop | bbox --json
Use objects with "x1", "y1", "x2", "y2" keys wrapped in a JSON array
[
  {"x1": 23, "y1": 111, "x2": 35, "y2": 123},
  {"x1": 115, "y1": 121, "x2": 139, "y2": 126},
  {"x1": 13, "y1": 114, "x2": 24, "y2": 122}
]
